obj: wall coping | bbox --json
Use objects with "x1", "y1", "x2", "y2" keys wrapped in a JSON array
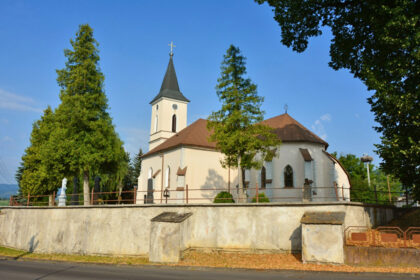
[{"x1": 0, "y1": 201, "x2": 396, "y2": 210}]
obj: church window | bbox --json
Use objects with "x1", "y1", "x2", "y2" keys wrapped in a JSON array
[
  {"x1": 154, "y1": 114, "x2": 158, "y2": 132},
  {"x1": 156, "y1": 105, "x2": 159, "y2": 110},
  {"x1": 172, "y1": 114, "x2": 177, "y2": 132},
  {"x1": 165, "y1": 166, "x2": 170, "y2": 188},
  {"x1": 148, "y1": 168, "x2": 153, "y2": 179},
  {"x1": 284, "y1": 165, "x2": 294, "y2": 187},
  {"x1": 261, "y1": 166, "x2": 266, "y2": 189}
]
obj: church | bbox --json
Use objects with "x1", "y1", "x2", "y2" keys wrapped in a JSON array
[{"x1": 137, "y1": 53, "x2": 351, "y2": 204}]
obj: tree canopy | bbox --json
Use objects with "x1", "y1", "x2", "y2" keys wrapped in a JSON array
[
  {"x1": 17, "y1": 24, "x2": 127, "y2": 204},
  {"x1": 255, "y1": 0, "x2": 419, "y2": 199},
  {"x1": 332, "y1": 152, "x2": 403, "y2": 204},
  {"x1": 208, "y1": 45, "x2": 280, "y2": 197}
]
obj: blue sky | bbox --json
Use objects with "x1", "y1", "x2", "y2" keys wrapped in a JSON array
[{"x1": 0, "y1": 0, "x2": 381, "y2": 184}]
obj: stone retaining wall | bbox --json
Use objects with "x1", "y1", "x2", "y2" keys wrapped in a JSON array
[{"x1": 0, "y1": 202, "x2": 394, "y2": 256}]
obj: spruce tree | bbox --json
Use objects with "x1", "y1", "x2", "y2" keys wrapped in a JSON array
[
  {"x1": 132, "y1": 148, "x2": 143, "y2": 185},
  {"x1": 208, "y1": 45, "x2": 280, "y2": 202},
  {"x1": 19, "y1": 107, "x2": 64, "y2": 196},
  {"x1": 54, "y1": 24, "x2": 126, "y2": 205}
]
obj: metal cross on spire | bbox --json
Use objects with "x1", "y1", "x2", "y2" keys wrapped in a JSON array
[
  {"x1": 284, "y1": 104, "x2": 288, "y2": 114},
  {"x1": 169, "y1": 41, "x2": 176, "y2": 57}
]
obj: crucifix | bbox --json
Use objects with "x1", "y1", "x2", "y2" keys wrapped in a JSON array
[
  {"x1": 284, "y1": 104, "x2": 288, "y2": 114},
  {"x1": 169, "y1": 41, "x2": 176, "y2": 56}
]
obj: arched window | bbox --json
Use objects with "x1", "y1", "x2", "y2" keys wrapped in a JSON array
[
  {"x1": 284, "y1": 165, "x2": 293, "y2": 187},
  {"x1": 261, "y1": 166, "x2": 266, "y2": 189},
  {"x1": 165, "y1": 166, "x2": 170, "y2": 188},
  {"x1": 172, "y1": 114, "x2": 177, "y2": 132},
  {"x1": 148, "y1": 168, "x2": 153, "y2": 179},
  {"x1": 154, "y1": 115, "x2": 158, "y2": 132}
]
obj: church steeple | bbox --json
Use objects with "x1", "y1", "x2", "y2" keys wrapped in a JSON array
[
  {"x1": 148, "y1": 46, "x2": 189, "y2": 151},
  {"x1": 149, "y1": 52, "x2": 190, "y2": 104}
]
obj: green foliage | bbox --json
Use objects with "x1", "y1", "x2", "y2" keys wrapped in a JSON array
[
  {"x1": 19, "y1": 107, "x2": 65, "y2": 195},
  {"x1": 332, "y1": 152, "x2": 403, "y2": 204},
  {"x1": 132, "y1": 148, "x2": 143, "y2": 185},
  {"x1": 251, "y1": 193, "x2": 270, "y2": 203},
  {"x1": 208, "y1": 45, "x2": 280, "y2": 173},
  {"x1": 255, "y1": 0, "x2": 419, "y2": 200},
  {"x1": 53, "y1": 24, "x2": 126, "y2": 192},
  {"x1": 213, "y1": 191, "x2": 235, "y2": 203},
  {"x1": 18, "y1": 24, "x2": 127, "y2": 198}
]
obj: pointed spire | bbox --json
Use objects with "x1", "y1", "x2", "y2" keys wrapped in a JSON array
[{"x1": 150, "y1": 53, "x2": 190, "y2": 104}]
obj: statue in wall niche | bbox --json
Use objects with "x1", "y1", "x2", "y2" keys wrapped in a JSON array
[
  {"x1": 58, "y1": 178, "x2": 68, "y2": 206},
  {"x1": 303, "y1": 178, "x2": 313, "y2": 202}
]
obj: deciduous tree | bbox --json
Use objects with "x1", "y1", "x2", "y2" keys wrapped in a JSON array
[{"x1": 255, "y1": 0, "x2": 419, "y2": 199}]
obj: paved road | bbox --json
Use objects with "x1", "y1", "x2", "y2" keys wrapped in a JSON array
[{"x1": 0, "y1": 259, "x2": 419, "y2": 280}]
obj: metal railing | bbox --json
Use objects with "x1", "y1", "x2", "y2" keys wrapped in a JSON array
[
  {"x1": 345, "y1": 226, "x2": 420, "y2": 249},
  {"x1": 7, "y1": 185, "x2": 403, "y2": 206}
]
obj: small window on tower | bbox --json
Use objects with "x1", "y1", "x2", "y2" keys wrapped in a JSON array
[
  {"x1": 156, "y1": 105, "x2": 159, "y2": 110},
  {"x1": 172, "y1": 114, "x2": 177, "y2": 132}
]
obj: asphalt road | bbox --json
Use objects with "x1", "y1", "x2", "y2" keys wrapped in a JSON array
[{"x1": 0, "y1": 259, "x2": 419, "y2": 280}]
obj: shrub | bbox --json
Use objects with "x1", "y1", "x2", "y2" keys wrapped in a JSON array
[
  {"x1": 252, "y1": 193, "x2": 270, "y2": 203},
  {"x1": 213, "y1": 191, "x2": 235, "y2": 203}
]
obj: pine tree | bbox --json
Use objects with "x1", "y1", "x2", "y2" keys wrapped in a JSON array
[
  {"x1": 132, "y1": 148, "x2": 143, "y2": 185},
  {"x1": 54, "y1": 24, "x2": 126, "y2": 205},
  {"x1": 19, "y1": 107, "x2": 64, "y2": 196},
  {"x1": 208, "y1": 45, "x2": 280, "y2": 202}
]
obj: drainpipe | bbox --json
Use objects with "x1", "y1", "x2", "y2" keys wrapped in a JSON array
[{"x1": 160, "y1": 153, "x2": 164, "y2": 204}]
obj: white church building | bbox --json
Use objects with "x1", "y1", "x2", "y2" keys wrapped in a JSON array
[{"x1": 137, "y1": 54, "x2": 351, "y2": 204}]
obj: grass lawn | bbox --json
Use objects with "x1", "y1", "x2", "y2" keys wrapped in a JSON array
[
  {"x1": 0, "y1": 200, "x2": 9, "y2": 206},
  {"x1": 0, "y1": 246, "x2": 148, "y2": 265}
]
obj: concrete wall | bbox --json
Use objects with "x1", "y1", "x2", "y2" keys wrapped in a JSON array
[{"x1": 0, "y1": 203, "x2": 394, "y2": 256}]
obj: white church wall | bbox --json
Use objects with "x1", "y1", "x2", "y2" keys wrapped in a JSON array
[{"x1": 184, "y1": 148, "x2": 234, "y2": 203}]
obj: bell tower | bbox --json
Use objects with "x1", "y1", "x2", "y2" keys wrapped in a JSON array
[{"x1": 149, "y1": 44, "x2": 189, "y2": 151}]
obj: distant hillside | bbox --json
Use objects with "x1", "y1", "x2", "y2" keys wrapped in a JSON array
[{"x1": 0, "y1": 184, "x2": 18, "y2": 199}]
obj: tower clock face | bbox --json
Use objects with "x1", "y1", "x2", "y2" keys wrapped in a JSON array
[{"x1": 172, "y1": 104, "x2": 178, "y2": 110}]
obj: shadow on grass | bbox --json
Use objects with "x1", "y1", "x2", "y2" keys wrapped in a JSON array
[{"x1": 13, "y1": 235, "x2": 39, "y2": 260}]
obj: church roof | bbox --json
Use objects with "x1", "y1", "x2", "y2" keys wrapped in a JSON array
[
  {"x1": 261, "y1": 113, "x2": 329, "y2": 148},
  {"x1": 143, "y1": 113, "x2": 328, "y2": 158},
  {"x1": 143, "y1": 119, "x2": 216, "y2": 157},
  {"x1": 150, "y1": 55, "x2": 190, "y2": 104}
]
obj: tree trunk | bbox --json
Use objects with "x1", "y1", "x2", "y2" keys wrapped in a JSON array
[
  {"x1": 237, "y1": 156, "x2": 246, "y2": 203},
  {"x1": 83, "y1": 171, "x2": 90, "y2": 205}
]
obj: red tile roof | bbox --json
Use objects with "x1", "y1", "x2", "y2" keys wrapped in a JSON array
[{"x1": 143, "y1": 114, "x2": 328, "y2": 157}]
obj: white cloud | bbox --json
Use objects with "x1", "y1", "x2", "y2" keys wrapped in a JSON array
[
  {"x1": 119, "y1": 127, "x2": 149, "y2": 157},
  {"x1": 0, "y1": 89, "x2": 42, "y2": 113},
  {"x1": 312, "y1": 113, "x2": 332, "y2": 140},
  {"x1": 0, "y1": 136, "x2": 13, "y2": 143},
  {"x1": 320, "y1": 113, "x2": 331, "y2": 122}
]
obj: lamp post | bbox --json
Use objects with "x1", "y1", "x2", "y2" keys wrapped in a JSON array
[{"x1": 360, "y1": 155, "x2": 373, "y2": 186}]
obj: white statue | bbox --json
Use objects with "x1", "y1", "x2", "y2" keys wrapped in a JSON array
[{"x1": 58, "y1": 177, "x2": 68, "y2": 207}]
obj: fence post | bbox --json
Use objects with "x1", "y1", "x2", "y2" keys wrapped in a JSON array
[
  {"x1": 133, "y1": 187, "x2": 137, "y2": 204},
  {"x1": 27, "y1": 192, "x2": 30, "y2": 206},
  {"x1": 9, "y1": 196, "x2": 12, "y2": 206},
  {"x1": 52, "y1": 191, "x2": 56, "y2": 206},
  {"x1": 186, "y1": 184, "x2": 189, "y2": 204},
  {"x1": 256, "y1": 182, "x2": 259, "y2": 203},
  {"x1": 91, "y1": 188, "x2": 94, "y2": 205}
]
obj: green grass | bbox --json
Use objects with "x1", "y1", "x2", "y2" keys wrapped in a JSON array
[
  {"x1": 0, "y1": 246, "x2": 149, "y2": 265},
  {"x1": 0, "y1": 200, "x2": 9, "y2": 206}
]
